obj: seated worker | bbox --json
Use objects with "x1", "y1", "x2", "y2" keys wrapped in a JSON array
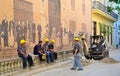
[
  {"x1": 42, "y1": 38, "x2": 51, "y2": 63},
  {"x1": 17, "y1": 39, "x2": 34, "y2": 69},
  {"x1": 33, "y1": 40, "x2": 45, "y2": 61},
  {"x1": 48, "y1": 40, "x2": 57, "y2": 60}
]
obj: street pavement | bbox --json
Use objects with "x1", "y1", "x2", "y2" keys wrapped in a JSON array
[{"x1": 32, "y1": 49, "x2": 120, "y2": 76}]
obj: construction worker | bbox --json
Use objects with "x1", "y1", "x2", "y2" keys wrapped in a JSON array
[
  {"x1": 33, "y1": 40, "x2": 44, "y2": 61},
  {"x1": 71, "y1": 37, "x2": 83, "y2": 71},
  {"x1": 17, "y1": 39, "x2": 34, "y2": 69},
  {"x1": 43, "y1": 38, "x2": 51, "y2": 63},
  {"x1": 48, "y1": 40, "x2": 57, "y2": 60}
]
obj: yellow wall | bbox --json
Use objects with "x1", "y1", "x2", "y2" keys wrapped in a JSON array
[
  {"x1": 92, "y1": 13, "x2": 114, "y2": 35},
  {"x1": 92, "y1": 0, "x2": 115, "y2": 45},
  {"x1": 92, "y1": 13, "x2": 114, "y2": 45}
]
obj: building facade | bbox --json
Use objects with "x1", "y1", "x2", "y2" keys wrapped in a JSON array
[
  {"x1": 92, "y1": 0, "x2": 118, "y2": 45},
  {"x1": 114, "y1": 20, "x2": 120, "y2": 48},
  {"x1": 0, "y1": 0, "x2": 92, "y2": 59},
  {"x1": 0, "y1": 0, "x2": 92, "y2": 47},
  {"x1": 60, "y1": 0, "x2": 92, "y2": 48}
]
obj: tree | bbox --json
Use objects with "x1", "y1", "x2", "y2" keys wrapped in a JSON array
[
  {"x1": 107, "y1": 0, "x2": 120, "y2": 14},
  {"x1": 99, "y1": 23, "x2": 112, "y2": 38}
]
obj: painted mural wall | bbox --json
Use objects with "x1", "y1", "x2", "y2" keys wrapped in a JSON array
[{"x1": 0, "y1": 0, "x2": 92, "y2": 51}]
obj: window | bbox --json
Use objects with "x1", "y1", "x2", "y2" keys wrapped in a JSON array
[
  {"x1": 93, "y1": 21, "x2": 97, "y2": 35},
  {"x1": 119, "y1": 38, "x2": 120, "y2": 45},
  {"x1": 71, "y1": 0, "x2": 75, "y2": 11},
  {"x1": 107, "y1": 26, "x2": 109, "y2": 42},
  {"x1": 82, "y1": 23, "x2": 86, "y2": 33},
  {"x1": 118, "y1": 25, "x2": 120, "y2": 30},
  {"x1": 42, "y1": 0, "x2": 44, "y2": 7},
  {"x1": 70, "y1": 20, "x2": 76, "y2": 32},
  {"x1": 82, "y1": 0, "x2": 86, "y2": 15},
  {"x1": 111, "y1": 27, "x2": 112, "y2": 45},
  {"x1": 13, "y1": 0, "x2": 33, "y2": 23},
  {"x1": 48, "y1": 0, "x2": 61, "y2": 35}
]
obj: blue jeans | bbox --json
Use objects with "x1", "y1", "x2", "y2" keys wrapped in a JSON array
[
  {"x1": 49, "y1": 51, "x2": 54, "y2": 62},
  {"x1": 36, "y1": 53, "x2": 43, "y2": 61},
  {"x1": 46, "y1": 51, "x2": 54, "y2": 63},
  {"x1": 19, "y1": 54, "x2": 34, "y2": 69},
  {"x1": 72, "y1": 53, "x2": 83, "y2": 69},
  {"x1": 46, "y1": 51, "x2": 51, "y2": 63}
]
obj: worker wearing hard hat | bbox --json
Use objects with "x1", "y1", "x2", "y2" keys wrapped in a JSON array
[
  {"x1": 71, "y1": 37, "x2": 83, "y2": 71},
  {"x1": 43, "y1": 38, "x2": 49, "y2": 51},
  {"x1": 43, "y1": 38, "x2": 51, "y2": 63},
  {"x1": 17, "y1": 39, "x2": 34, "y2": 69},
  {"x1": 33, "y1": 40, "x2": 45, "y2": 61},
  {"x1": 48, "y1": 40, "x2": 57, "y2": 61}
]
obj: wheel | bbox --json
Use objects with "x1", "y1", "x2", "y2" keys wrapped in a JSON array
[
  {"x1": 106, "y1": 51, "x2": 109, "y2": 57},
  {"x1": 102, "y1": 51, "x2": 106, "y2": 58}
]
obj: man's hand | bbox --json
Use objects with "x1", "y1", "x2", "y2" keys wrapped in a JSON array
[
  {"x1": 25, "y1": 54, "x2": 28, "y2": 57},
  {"x1": 74, "y1": 54, "x2": 76, "y2": 58}
]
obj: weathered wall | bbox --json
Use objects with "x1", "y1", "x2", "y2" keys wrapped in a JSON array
[
  {"x1": 60, "y1": 0, "x2": 92, "y2": 46},
  {"x1": 0, "y1": 0, "x2": 92, "y2": 60}
]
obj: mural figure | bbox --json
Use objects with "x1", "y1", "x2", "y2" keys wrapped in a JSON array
[
  {"x1": 69, "y1": 30, "x2": 74, "y2": 44},
  {"x1": 32, "y1": 23, "x2": 36, "y2": 43},
  {"x1": 1, "y1": 19, "x2": 8, "y2": 47},
  {"x1": 0, "y1": 24, "x2": 1, "y2": 45},
  {"x1": 28, "y1": 24, "x2": 31, "y2": 42},
  {"x1": 9, "y1": 21, "x2": 15, "y2": 47},
  {"x1": 16, "y1": 24, "x2": 22, "y2": 45},
  {"x1": 24, "y1": 25, "x2": 27, "y2": 40},
  {"x1": 37, "y1": 25, "x2": 42, "y2": 41}
]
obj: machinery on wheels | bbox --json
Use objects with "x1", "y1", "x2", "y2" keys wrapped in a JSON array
[
  {"x1": 89, "y1": 35, "x2": 109, "y2": 60},
  {"x1": 79, "y1": 34, "x2": 109, "y2": 60}
]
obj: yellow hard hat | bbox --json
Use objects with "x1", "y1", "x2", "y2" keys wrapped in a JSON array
[
  {"x1": 51, "y1": 40, "x2": 55, "y2": 43},
  {"x1": 20, "y1": 39, "x2": 26, "y2": 44},
  {"x1": 74, "y1": 37, "x2": 80, "y2": 41},
  {"x1": 45, "y1": 38, "x2": 49, "y2": 42}
]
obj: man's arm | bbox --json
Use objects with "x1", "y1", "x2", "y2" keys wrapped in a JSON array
[
  {"x1": 74, "y1": 48, "x2": 78, "y2": 57},
  {"x1": 19, "y1": 50, "x2": 26, "y2": 56},
  {"x1": 48, "y1": 44, "x2": 54, "y2": 52},
  {"x1": 50, "y1": 48, "x2": 54, "y2": 52},
  {"x1": 38, "y1": 49, "x2": 43, "y2": 54},
  {"x1": 18, "y1": 46, "x2": 26, "y2": 56}
]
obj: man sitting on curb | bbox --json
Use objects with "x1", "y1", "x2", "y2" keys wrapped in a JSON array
[
  {"x1": 48, "y1": 40, "x2": 57, "y2": 60},
  {"x1": 43, "y1": 38, "x2": 51, "y2": 63},
  {"x1": 17, "y1": 39, "x2": 34, "y2": 69},
  {"x1": 33, "y1": 40, "x2": 46, "y2": 61}
]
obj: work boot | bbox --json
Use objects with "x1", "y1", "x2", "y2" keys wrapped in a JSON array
[
  {"x1": 77, "y1": 69, "x2": 83, "y2": 71},
  {"x1": 71, "y1": 68, "x2": 76, "y2": 70}
]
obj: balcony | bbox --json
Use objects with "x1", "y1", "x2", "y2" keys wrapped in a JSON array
[{"x1": 93, "y1": 1, "x2": 118, "y2": 21}]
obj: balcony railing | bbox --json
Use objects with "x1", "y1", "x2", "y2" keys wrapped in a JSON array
[{"x1": 93, "y1": 1, "x2": 118, "y2": 20}]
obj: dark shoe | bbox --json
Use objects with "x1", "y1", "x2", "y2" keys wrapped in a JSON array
[
  {"x1": 71, "y1": 68, "x2": 76, "y2": 70},
  {"x1": 32, "y1": 64, "x2": 35, "y2": 66},
  {"x1": 23, "y1": 67, "x2": 27, "y2": 69},
  {"x1": 77, "y1": 69, "x2": 83, "y2": 71},
  {"x1": 46, "y1": 61, "x2": 50, "y2": 63}
]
